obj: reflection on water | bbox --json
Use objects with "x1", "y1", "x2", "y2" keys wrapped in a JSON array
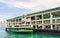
[
  {"x1": 6, "y1": 33, "x2": 33, "y2": 38},
  {"x1": 0, "y1": 28, "x2": 60, "y2": 38}
]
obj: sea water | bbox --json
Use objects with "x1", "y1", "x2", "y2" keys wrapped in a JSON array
[{"x1": 0, "y1": 28, "x2": 60, "y2": 38}]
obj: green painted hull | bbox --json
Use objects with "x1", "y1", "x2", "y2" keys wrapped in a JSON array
[
  {"x1": 7, "y1": 28, "x2": 33, "y2": 33},
  {"x1": 10, "y1": 29, "x2": 33, "y2": 33}
]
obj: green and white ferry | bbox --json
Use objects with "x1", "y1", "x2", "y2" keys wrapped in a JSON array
[{"x1": 6, "y1": 16, "x2": 33, "y2": 33}]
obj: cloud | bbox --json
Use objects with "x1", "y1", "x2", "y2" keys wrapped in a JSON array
[
  {"x1": 0, "y1": 2, "x2": 33, "y2": 22},
  {"x1": 0, "y1": 0, "x2": 60, "y2": 12},
  {"x1": 0, "y1": 0, "x2": 60, "y2": 21}
]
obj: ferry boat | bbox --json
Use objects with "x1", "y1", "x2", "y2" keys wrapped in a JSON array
[
  {"x1": 5, "y1": 7, "x2": 60, "y2": 33},
  {"x1": 6, "y1": 16, "x2": 33, "y2": 33},
  {"x1": 6, "y1": 28, "x2": 33, "y2": 33}
]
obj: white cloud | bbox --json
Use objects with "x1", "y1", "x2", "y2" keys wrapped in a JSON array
[
  {"x1": 0, "y1": 0, "x2": 60, "y2": 12},
  {"x1": 0, "y1": 0, "x2": 60, "y2": 21}
]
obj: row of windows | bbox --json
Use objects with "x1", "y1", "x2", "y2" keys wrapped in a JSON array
[
  {"x1": 31, "y1": 13, "x2": 50, "y2": 20},
  {"x1": 32, "y1": 19, "x2": 60, "y2": 24},
  {"x1": 8, "y1": 19, "x2": 60, "y2": 25},
  {"x1": 31, "y1": 12, "x2": 60, "y2": 20}
]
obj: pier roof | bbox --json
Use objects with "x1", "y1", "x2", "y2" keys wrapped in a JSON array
[{"x1": 27, "y1": 7, "x2": 60, "y2": 16}]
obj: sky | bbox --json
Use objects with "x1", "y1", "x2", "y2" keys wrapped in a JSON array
[{"x1": 0, "y1": 0, "x2": 60, "y2": 22}]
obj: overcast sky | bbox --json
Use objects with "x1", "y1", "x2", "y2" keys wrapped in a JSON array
[{"x1": 0, "y1": 0, "x2": 60, "y2": 22}]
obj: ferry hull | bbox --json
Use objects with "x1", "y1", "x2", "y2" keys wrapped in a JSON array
[{"x1": 6, "y1": 28, "x2": 33, "y2": 33}]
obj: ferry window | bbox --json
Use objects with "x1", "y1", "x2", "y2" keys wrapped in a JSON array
[
  {"x1": 19, "y1": 19, "x2": 22, "y2": 21},
  {"x1": 22, "y1": 21, "x2": 25, "y2": 24},
  {"x1": 31, "y1": 16, "x2": 35, "y2": 20},
  {"x1": 37, "y1": 15, "x2": 42, "y2": 20},
  {"x1": 52, "y1": 20, "x2": 55, "y2": 23},
  {"x1": 26, "y1": 22, "x2": 30, "y2": 24},
  {"x1": 38, "y1": 26, "x2": 42, "y2": 29},
  {"x1": 32, "y1": 21, "x2": 35, "y2": 24},
  {"x1": 45, "y1": 25, "x2": 50, "y2": 29},
  {"x1": 26, "y1": 17, "x2": 30, "y2": 19},
  {"x1": 43, "y1": 13, "x2": 50, "y2": 19},
  {"x1": 52, "y1": 12, "x2": 60, "y2": 18},
  {"x1": 15, "y1": 25, "x2": 19, "y2": 27},
  {"x1": 56, "y1": 19, "x2": 60, "y2": 23},
  {"x1": 44, "y1": 20, "x2": 50, "y2": 24},
  {"x1": 37, "y1": 21, "x2": 42, "y2": 24}
]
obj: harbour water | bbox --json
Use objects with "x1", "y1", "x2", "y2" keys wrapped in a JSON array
[{"x1": 0, "y1": 28, "x2": 60, "y2": 38}]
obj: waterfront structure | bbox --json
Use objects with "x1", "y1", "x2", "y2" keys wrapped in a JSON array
[{"x1": 6, "y1": 7, "x2": 60, "y2": 32}]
